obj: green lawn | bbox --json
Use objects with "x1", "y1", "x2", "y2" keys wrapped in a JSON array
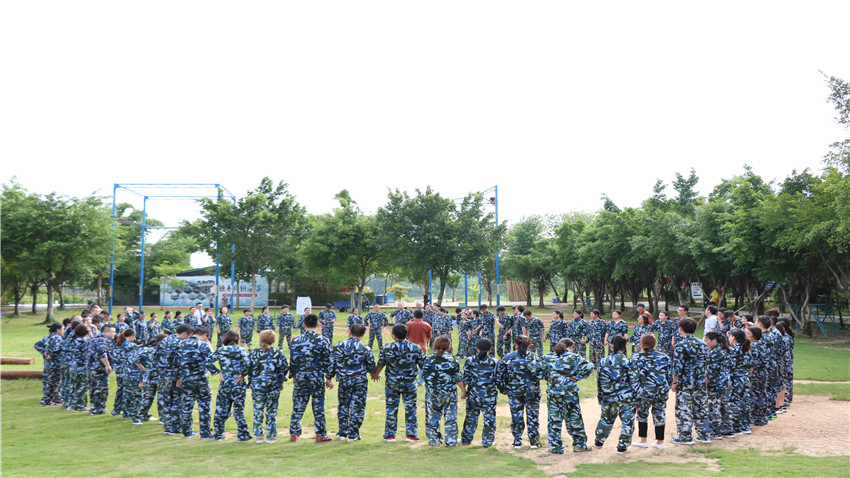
[{"x1": 2, "y1": 310, "x2": 848, "y2": 477}]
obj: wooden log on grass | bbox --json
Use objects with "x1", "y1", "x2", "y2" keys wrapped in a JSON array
[
  {"x1": 1, "y1": 357, "x2": 35, "y2": 365},
  {"x1": 1, "y1": 370, "x2": 43, "y2": 379}
]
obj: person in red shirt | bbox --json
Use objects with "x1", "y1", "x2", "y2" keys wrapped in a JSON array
[
  {"x1": 406, "y1": 310, "x2": 432, "y2": 386},
  {"x1": 635, "y1": 303, "x2": 654, "y2": 325}
]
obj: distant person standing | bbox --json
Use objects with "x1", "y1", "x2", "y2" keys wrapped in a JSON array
[
  {"x1": 318, "y1": 303, "x2": 337, "y2": 345},
  {"x1": 276, "y1": 305, "x2": 295, "y2": 352},
  {"x1": 702, "y1": 305, "x2": 719, "y2": 339},
  {"x1": 365, "y1": 304, "x2": 388, "y2": 350},
  {"x1": 634, "y1": 303, "x2": 654, "y2": 325},
  {"x1": 390, "y1": 302, "x2": 412, "y2": 325}
]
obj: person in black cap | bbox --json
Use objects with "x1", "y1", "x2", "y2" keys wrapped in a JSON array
[
  {"x1": 635, "y1": 303, "x2": 653, "y2": 325},
  {"x1": 319, "y1": 303, "x2": 337, "y2": 345}
]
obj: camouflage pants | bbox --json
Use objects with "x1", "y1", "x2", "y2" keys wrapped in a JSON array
[
  {"x1": 216, "y1": 329, "x2": 229, "y2": 349},
  {"x1": 139, "y1": 381, "x2": 162, "y2": 420},
  {"x1": 461, "y1": 394, "x2": 497, "y2": 446},
  {"x1": 180, "y1": 379, "x2": 212, "y2": 437},
  {"x1": 252, "y1": 387, "x2": 281, "y2": 439},
  {"x1": 675, "y1": 387, "x2": 710, "y2": 440},
  {"x1": 749, "y1": 370, "x2": 770, "y2": 426},
  {"x1": 277, "y1": 329, "x2": 292, "y2": 352},
  {"x1": 337, "y1": 376, "x2": 368, "y2": 439},
  {"x1": 728, "y1": 377, "x2": 750, "y2": 432},
  {"x1": 290, "y1": 375, "x2": 327, "y2": 437},
  {"x1": 159, "y1": 379, "x2": 182, "y2": 433},
  {"x1": 61, "y1": 364, "x2": 72, "y2": 404},
  {"x1": 508, "y1": 391, "x2": 540, "y2": 446},
  {"x1": 425, "y1": 391, "x2": 458, "y2": 446},
  {"x1": 384, "y1": 380, "x2": 418, "y2": 438},
  {"x1": 214, "y1": 381, "x2": 250, "y2": 440},
  {"x1": 595, "y1": 401, "x2": 635, "y2": 451},
  {"x1": 241, "y1": 333, "x2": 253, "y2": 347},
  {"x1": 89, "y1": 371, "x2": 109, "y2": 413},
  {"x1": 657, "y1": 341, "x2": 674, "y2": 360},
  {"x1": 784, "y1": 368, "x2": 794, "y2": 406},
  {"x1": 41, "y1": 363, "x2": 61, "y2": 405},
  {"x1": 531, "y1": 339, "x2": 543, "y2": 357},
  {"x1": 588, "y1": 342, "x2": 605, "y2": 369},
  {"x1": 548, "y1": 395, "x2": 587, "y2": 452},
  {"x1": 113, "y1": 373, "x2": 126, "y2": 415},
  {"x1": 69, "y1": 370, "x2": 89, "y2": 410},
  {"x1": 497, "y1": 332, "x2": 512, "y2": 358},
  {"x1": 322, "y1": 328, "x2": 334, "y2": 345},
  {"x1": 368, "y1": 328, "x2": 383, "y2": 349},
  {"x1": 706, "y1": 388, "x2": 731, "y2": 436},
  {"x1": 123, "y1": 376, "x2": 144, "y2": 420},
  {"x1": 635, "y1": 396, "x2": 667, "y2": 426}
]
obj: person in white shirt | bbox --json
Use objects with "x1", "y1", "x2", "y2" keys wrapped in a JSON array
[{"x1": 702, "y1": 305, "x2": 719, "y2": 339}]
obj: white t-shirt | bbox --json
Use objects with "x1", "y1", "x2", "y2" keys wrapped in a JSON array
[{"x1": 703, "y1": 315, "x2": 719, "y2": 338}]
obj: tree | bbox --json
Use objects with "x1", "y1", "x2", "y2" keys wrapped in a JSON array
[
  {"x1": 378, "y1": 187, "x2": 505, "y2": 304},
  {"x1": 1, "y1": 181, "x2": 113, "y2": 322},
  {"x1": 386, "y1": 284, "x2": 410, "y2": 302},
  {"x1": 185, "y1": 178, "x2": 305, "y2": 311},
  {"x1": 502, "y1": 216, "x2": 555, "y2": 307},
  {"x1": 301, "y1": 190, "x2": 388, "y2": 310},
  {"x1": 445, "y1": 273, "x2": 462, "y2": 302}
]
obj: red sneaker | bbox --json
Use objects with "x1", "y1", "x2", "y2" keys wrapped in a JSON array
[
  {"x1": 290, "y1": 434, "x2": 299, "y2": 442},
  {"x1": 405, "y1": 435, "x2": 420, "y2": 442},
  {"x1": 383, "y1": 436, "x2": 396, "y2": 442},
  {"x1": 316, "y1": 436, "x2": 333, "y2": 443}
]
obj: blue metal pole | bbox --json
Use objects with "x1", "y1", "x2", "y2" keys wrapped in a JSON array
[
  {"x1": 109, "y1": 185, "x2": 117, "y2": 315},
  {"x1": 495, "y1": 185, "x2": 500, "y2": 308},
  {"x1": 478, "y1": 264, "x2": 482, "y2": 310},
  {"x1": 230, "y1": 196, "x2": 236, "y2": 308},
  {"x1": 214, "y1": 245, "x2": 220, "y2": 314},
  {"x1": 138, "y1": 196, "x2": 147, "y2": 313}
]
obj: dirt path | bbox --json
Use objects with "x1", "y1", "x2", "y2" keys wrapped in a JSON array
[
  {"x1": 490, "y1": 393, "x2": 850, "y2": 476},
  {"x1": 794, "y1": 380, "x2": 850, "y2": 385}
]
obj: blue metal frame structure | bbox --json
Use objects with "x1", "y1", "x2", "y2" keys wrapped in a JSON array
[
  {"x1": 428, "y1": 185, "x2": 499, "y2": 310},
  {"x1": 108, "y1": 183, "x2": 237, "y2": 315}
]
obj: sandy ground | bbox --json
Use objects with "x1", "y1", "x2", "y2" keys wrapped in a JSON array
[{"x1": 488, "y1": 391, "x2": 850, "y2": 475}]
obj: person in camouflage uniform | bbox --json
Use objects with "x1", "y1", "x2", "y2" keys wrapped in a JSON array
[
  {"x1": 34, "y1": 323, "x2": 65, "y2": 406},
  {"x1": 161, "y1": 311, "x2": 174, "y2": 335},
  {"x1": 546, "y1": 311, "x2": 567, "y2": 354},
  {"x1": 746, "y1": 326, "x2": 770, "y2": 427},
  {"x1": 761, "y1": 316, "x2": 785, "y2": 417},
  {"x1": 467, "y1": 310, "x2": 481, "y2": 351},
  {"x1": 564, "y1": 309, "x2": 590, "y2": 359},
  {"x1": 60, "y1": 318, "x2": 81, "y2": 405},
  {"x1": 704, "y1": 331, "x2": 733, "y2": 439},
  {"x1": 132, "y1": 335, "x2": 164, "y2": 423},
  {"x1": 134, "y1": 312, "x2": 149, "y2": 346},
  {"x1": 594, "y1": 336, "x2": 635, "y2": 453},
  {"x1": 67, "y1": 324, "x2": 94, "y2": 411},
  {"x1": 587, "y1": 309, "x2": 607, "y2": 369},
  {"x1": 256, "y1": 307, "x2": 275, "y2": 335},
  {"x1": 346, "y1": 308, "x2": 365, "y2": 330},
  {"x1": 201, "y1": 308, "x2": 216, "y2": 346},
  {"x1": 178, "y1": 327, "x2": 218, "y2": 438},
  {"x1": 512, "y1": 306, "x2": 526, "y2": 339},
  {"x1": 296, "y1": 308, "x2": 312, "y2": 336},
  {"x1": 727, "y1": 329, "x2": 753, "y2": 434},
  {"x1": 473, "y1": 306, "x2": 496, "y2": 357},
  {"x1": 114, "y1": 314, "x2": 130, "y2": 337},
  {"x1": 147, "y1": 313, "x2": 163, "y2": 341},
  {"x1": 630, "y1": 314, "x2": 653, "y2": 355},
  {"x1": 434, "y1": 308, "x2": 454, "y2": 354},
  {"x1": 88, "y1": 324, "x2": 116, "y2": 415},
  {"x1": 157, "y1": 325, "x2": 193, "y2": 435},
  {"x1": 238, "y1": 309, "x2": 255, "y2": 349},
  {"x1": 330, "y1": 324, "x2": 376, "y2": 442},
  {"x1": 777, "y1": 319, "x2": 795, "y2": 409},
  {"x1": 499, "y1": 335, "x2": 542, "y2": 449},
  {"x1": 671, "y1": 318, "x2": 712, "y2": 444},
  {"x1": 457, "y1": 311, "x2": 473, "y2": 358},
  {"x1": 276, "y1": 305, "x2": 295, "y2": 352},
  {"x1": 246, "y1": 330, "x2": 289, "y2": 443},
  {"x1": 604, "y1": 310, "x2": 629, "y2": 352},
  {"x1": 365, "y1": 304, "x2": 388, "y2": 350},
  {"x1": 536, "y1": 338, "x2": 595, "y2": 454},
  {"x1": 112, "y1": 329, "x2": 137, "y2": 416},
  {"x1": 652, "y1": 310, "x2": 677, "y2": 358},
  {"x1": 390, "y1": 303, "x2": 412, "y2": 325},
  {"x1": 629, "y1": 334, "x2": 672, "y2": 449},
  {"x1": 216, "y1": 307, "x2": 233, "y2": 349},
  {"x1": 372, "y1": 324, "x2": 425, "y2": 442},
  {"x1": 124, "y1": 336, "x2": 150, "y2": 424},
  {"x1": 460, "y1": 338, "x2": 500, "y2": 447},
  {"x1": 496, "y1": 306, "x2": 513, "y2": 358},
  {"x1": 210, "y1": 331, "x2": 251, "y2": 441},
  {"x1": 523, "y1": 310, "x2": 545, "y2": 357},
  {"x1": 422, "y1": 335, "x2": 465, "y2": 446},
  {"x1": 318, "y1": 303, "x2": 337, "y2": 345},
  {"x1": 288, "y1": 314, "x2": 334, "y2": 442}
]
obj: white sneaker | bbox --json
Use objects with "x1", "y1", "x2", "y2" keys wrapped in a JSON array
[
  {"x1": 651, "y1": 443, "x2": 665, "y2": 450},
  {"x1": 383, "y1": 437, "x2": 396, "y2": 442},
  {"x1": 633, "y1": 442, "x2": 649, "y2": 448},
  {"x1": 256, "y1": 437, "x2": 265, "y2": 444},
  {"x1": 148, "y1": 416, "x2": 158, "y2": 421}
]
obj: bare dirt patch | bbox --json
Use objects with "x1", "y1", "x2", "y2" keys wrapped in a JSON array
[{"x1": 487, "y1": 392, "x2": 849, "y2": 475}]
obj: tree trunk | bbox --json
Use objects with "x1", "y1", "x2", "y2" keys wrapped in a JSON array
[
  {"x1": 250, "y1": 276, "x2": 257, "y2": 312},
  {"x1": 57, "y1": 284, "x2": 65, "y2": 310},
  {"x1": 438, "y1": 282, "x2": 447, "y2": 305},
  {"x1": 451, "y1": 287, "x2": 456, "y2": 302},
  {"x1": 43, "y1": 278, "x2": 56, "y2": 323},
  {"x1": 97, "y1": 273, "x2": 103, "y2": 306},
  {"x1": 525, "y1": 282, "x2": 532, "y2": 307},
  {"x1": 31, "y1": 282, "x2": 39, "y2": 314}
]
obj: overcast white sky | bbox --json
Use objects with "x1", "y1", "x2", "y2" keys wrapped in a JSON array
[{"x1": 3, "y1": 1, "x2": 849, "y2": 267}]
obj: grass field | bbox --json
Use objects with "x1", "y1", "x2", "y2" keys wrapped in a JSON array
[{"x1": 2, "y1": 309, "x2": 848, "y2": 477}]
